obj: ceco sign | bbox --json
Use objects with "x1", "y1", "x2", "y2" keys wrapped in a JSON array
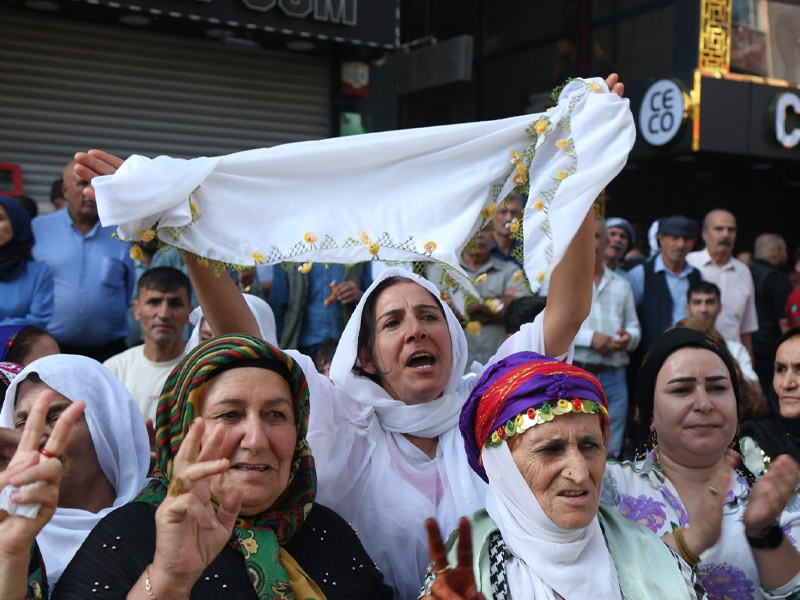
[
  {"x1": 639, "y1": 79, "x2": 687, "y2": 146},
  {"x1": 773, "y1": 92, "x2": 800, "y2": 148}
]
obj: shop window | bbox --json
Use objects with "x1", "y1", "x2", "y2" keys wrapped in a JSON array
[
  {"x1": 593, "y1": 6, "x2": 674, "y2": 82},
  {"x1": 732, "y1": 0, "x2": 800, "y2": 82},
  {"x1": 594, "y1": 0, "x2": 663, "y2": 19},
  {"x1": 483, "y1": 0, "x2": 577, "y2": 55},
  {"x1": 482, "y1": 41, "x2": 570, "y2": 119}
]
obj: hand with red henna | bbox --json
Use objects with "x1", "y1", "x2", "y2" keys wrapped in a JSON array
[{"x1": 421, "y1": 517, "x2": 486, "y2": 600}]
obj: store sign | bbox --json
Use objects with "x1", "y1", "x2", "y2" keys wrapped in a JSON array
[
  {"x1": 76, "y1": 0, "x2": 396, "y2": 48},
  {"x1": 774, "y1": 92, "x2": 800, "y2": 148},
  {"x1": 639, "y1": 79, "x2": 686, "y2": 146},
  {"x1": 233, "y1": 0, "x2": 355, "y2": 26}
]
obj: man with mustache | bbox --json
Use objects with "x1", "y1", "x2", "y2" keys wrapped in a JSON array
[
  {"x1": 604, "y1": 217, "x2": 635, "y2": 274},
  {"x1": 687, "y1": 209, "x2": 757, "y2": 360}
]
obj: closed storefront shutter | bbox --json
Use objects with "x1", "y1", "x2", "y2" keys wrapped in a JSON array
[{"x1": 0, "y1": 8, "x2": 331, "y2": 208}]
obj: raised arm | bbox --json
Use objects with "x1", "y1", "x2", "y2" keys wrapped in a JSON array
[
  {"x1": 127, "y1": 419, "x2": 242, "y2": 600},
  {"x1": 183, "y1": 257, "x2": 260, "y2": 338},
  {"x1": 74, "y1": 150, "x2": 260, "y2": 341},
  {"x1": 542, "y1": 206, "x2": 594, "y2": 357},
  {"x1": 743, "y1": 455, "x2": 800, "y2": 591},
  {"x1": 540, "y1": 73, "x2": 624, "y2": 358}
]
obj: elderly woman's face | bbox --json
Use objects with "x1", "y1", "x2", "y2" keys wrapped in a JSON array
[
  {"x1": 652, "y1": 348, "x2": 737, "y2": 467},
  {"x1": 510, "y1": 412, "x2": 606, "y2": 529},
  {"x1": 14, "y1": 379, "x2": 112, "y2": 510},
  {"x1": 199, "y1": 367, "x2": 297, "y2": 516},
  {"x1": 775, "y1": 335, "x2": 800, "y2": 419}
]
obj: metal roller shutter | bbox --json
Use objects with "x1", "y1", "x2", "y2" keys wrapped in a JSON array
[{"x1": 0, "y1": 8, "x2": 331, "y2": 209}]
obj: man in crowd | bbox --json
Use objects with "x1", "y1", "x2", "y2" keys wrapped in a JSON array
[
  {"x1": 604, "y1": 216, "x2": 636, "y2": 273},
  {"x1": 32, "y1": 161, "x2": 135, "y2": 361},
  {"x1": 428, "y1": 230, "x2": 528, "y2": 367},
  {"x1": 685, "y1": 281, "x2": 761, "y2": 391},
  {"x1": 490, "y1": 193, "x2": 524, "y2": 267},
  {"x1": 573, "y1": 217, "x2": 640, "y2": 457},
  {"x1": 269, "y1": 262, "x2": 371, "y2": 356},
  {"x1": 104, "y1": 267, "x2": 192, "y2": 421},
  {"x1": 687, "y1": 209, "x2": 757, "y2": 358},
  {"x1": 751, "y1": 233, "x2": 794, "y2": 389},
  {"x1": 625, "y1": 215, "x2": 702, "y2": 354}
]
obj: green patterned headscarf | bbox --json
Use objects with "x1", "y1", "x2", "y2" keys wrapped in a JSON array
[{"x1": 137, "y1": 334, "x2": 320, "y2": 599}]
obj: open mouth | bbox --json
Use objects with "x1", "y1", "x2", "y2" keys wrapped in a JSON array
[
  {"x1": 232, "y1": 464, "x2": 270, "y2": 473},
  {"x1": 558, "y1": 490, "x2": 589, "y2": 499},
  {"x1": 407, "y1": 353, "x2": 436, "y2": 370}
]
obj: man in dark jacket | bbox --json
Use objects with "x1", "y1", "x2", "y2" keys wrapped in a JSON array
[{"x1": 751, "y1": 233, "x2": 793, "y2": 390}]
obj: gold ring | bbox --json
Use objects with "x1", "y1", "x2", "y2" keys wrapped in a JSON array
[
  {"x1": 708, "y1": 486, "x2": 720, "y2": 496},
  {"x1": 427, "y1": 564, "x2": 449, "y2": 575},
  {"x1": 167, "y1": 476, "x2": 184, "y2": 497}
]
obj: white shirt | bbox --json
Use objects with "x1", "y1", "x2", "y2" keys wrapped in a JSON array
[
  {"x1": 687, "y1": 248, "x2": 758, "y2": 340},
  {"x1": 103, "y1": 345, "x2": 184, "y2": 421},
  {"x1": 574, "y1": 266, "x2": 641, "y2": 367},
  {"x1": 726, "y1": 337, "x2": 759, "y2": 383}
]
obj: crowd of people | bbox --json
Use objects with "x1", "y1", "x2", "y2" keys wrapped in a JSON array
[{"x1": 1, "y1": 73, "x2": 800, "y2": 600}]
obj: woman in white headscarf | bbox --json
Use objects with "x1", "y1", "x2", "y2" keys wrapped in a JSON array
[
  {"x1": 0, "y1": 354, "x2": 150, "y2": 590},
  {"x1": 421, "y1": 352, "x2": 714, "y2": 600},
  {"x1": 184, "y1": 293, "x2": 277, "y2": 352}
]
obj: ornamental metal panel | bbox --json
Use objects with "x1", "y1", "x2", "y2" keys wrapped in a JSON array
[{"x1": 0, "y1": 8, "x2": 331, "y2": 208}]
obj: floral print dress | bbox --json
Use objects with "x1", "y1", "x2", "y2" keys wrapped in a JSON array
[{"x1": 601, "y1": 452, "x2": 800, "y2": 600}]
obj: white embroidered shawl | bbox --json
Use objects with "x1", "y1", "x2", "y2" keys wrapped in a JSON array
[{"x1": 92, "y1": 78, "x2": 634, "y2": 301}]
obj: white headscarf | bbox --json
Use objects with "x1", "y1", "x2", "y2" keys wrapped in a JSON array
[
  {"x1": 0, "y1": 354, "x2": 150, "y2": 585},
  {"x1": 483, "y1": 442, "x2": 621, "y2": 600},
  {"x1": 328, "y1": 267, "x2": 469, "y2": 438},
  {"x1": 184, "y1": 293, "x2": 278, "y2": 352}
]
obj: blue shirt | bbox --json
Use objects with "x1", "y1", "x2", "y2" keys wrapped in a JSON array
[
  {"x1": 489, "y1": 238, "x2": 523, "y2": 268},
  {"x1": 0, "y1": 260, "x2": 54, "y2": 329},
  {"x1": 625, "y1": 254, "x2": 702, "y2": 326},
  {"x1": 32, "y1": 210, "x2": 135, "y2": 346},
  {"x1": 270, "y1": 263, "x2": 372, "y2": 349}
]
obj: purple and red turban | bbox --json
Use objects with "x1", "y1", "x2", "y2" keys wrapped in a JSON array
[{"x1": 460, "y1": 351, "x2": 609, "y2": 482}]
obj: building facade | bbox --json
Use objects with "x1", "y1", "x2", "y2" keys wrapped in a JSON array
[
  {"x1": 397, "y1": 0, "x2": 799, "y2": 254},
  {"x1": 1, "y1": 0, "x2": 397, "y2": 207}
]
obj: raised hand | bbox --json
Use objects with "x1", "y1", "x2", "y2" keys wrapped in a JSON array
[
  {"x1": 73, "y1": 149, "x2": 125, "y2": 201},
  {"x1": 422, "y1": 517, "x2": 486, "y2": 600},
  {"x1": 744, "y1": 454, "x2": 800, "y2": 537},
  {"x1": 605, "y1": 73, "x2": 625, "y2": 98},
  {"x1": 0, "y1": 390, "x2": 85, "y2": 599},
  {"x1": 144, "y1": 418, "x2": 242, "y2": 598},
  {"x1": 672, "y1": 449, "x2": 736, "y2": 558}
]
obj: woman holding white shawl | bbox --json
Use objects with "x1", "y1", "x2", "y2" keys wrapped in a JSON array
[{"x1": 76, "y1": 74, "x2": 633, "y2": 598}]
